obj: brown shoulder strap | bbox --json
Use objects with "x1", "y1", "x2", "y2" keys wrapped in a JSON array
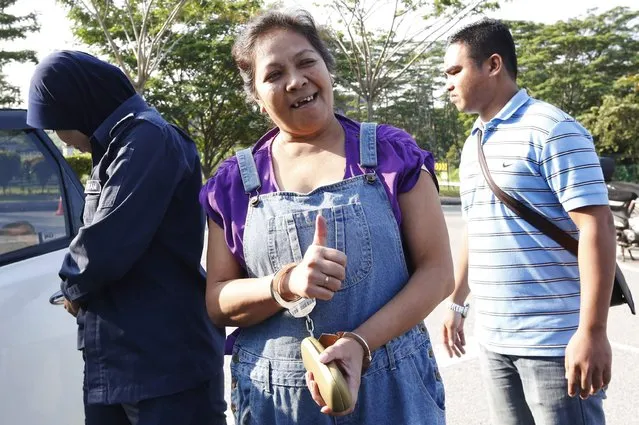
[
  {"x1": 475, "y1": 130, "x2": 634, "y2": 314},
  {"x1": 475, "y1": 130, "x2": 579, "y2": 256}
]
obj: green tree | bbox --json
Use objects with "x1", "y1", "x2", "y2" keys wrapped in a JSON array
[
  {"x1": 60, "y1": 0, "x2": 190, "y2": 93},
  {"x1": 65, "y1": 153, "x2": 93, "y2": 179},
  {"x1": 582, "y1": 74, "x2": 639, "y2": 163},
  {"x1": 32, "y1": 157, "x2": 54, "y2": 192},
  {"x1": 0, "y1": 0, "x2": 39, "y2": 106},
  {"x1": 146, "y1": 0, "x2": 269, "y2": 176},
  {"x1": 362, "y1": 41, "x2": 470, "y2": 166},
  {"x1": 0, "y1": 150, "x2": 20, "y2": 193},
  {"x1": 64, "y1": 0, "x2": 269, "y2": 175},
  {"x1": 324, "y1": 0, "x2": 498, "y2": 120},
  {"x1": 509, "y1": 7, "x2": 639, "y2": 118}
]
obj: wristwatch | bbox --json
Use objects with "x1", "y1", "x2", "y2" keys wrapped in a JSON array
[{"x1": 449, "y1": 302, "x2": 470, "y2": 318}]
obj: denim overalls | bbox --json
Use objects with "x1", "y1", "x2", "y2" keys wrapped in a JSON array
[{"x1": 231, "y1": 123, "x2": 445, "y2": 424}]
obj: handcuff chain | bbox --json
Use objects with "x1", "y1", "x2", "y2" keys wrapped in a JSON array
[{"x1": 305, "y1": 315, "x2": 315, "y2": 338}]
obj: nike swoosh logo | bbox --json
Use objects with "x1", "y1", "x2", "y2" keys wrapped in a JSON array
[{"x1": 502, "y1": 162, "x2": 513, "y2": 168}]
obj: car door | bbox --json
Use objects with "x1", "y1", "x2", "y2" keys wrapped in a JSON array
[{"x1": 0, "y1": 110, "x2": 85, "y2": 425}]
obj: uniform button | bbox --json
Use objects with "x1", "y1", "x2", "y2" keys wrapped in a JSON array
[
  {"x1": 231, "y1": 403, "x2": 237, "y2": 413},
  {"x1": 232, "y1": 353, "x2": 239, "y2": 363},
  {"x1": 418, "y1": 322, "x2": 427, "y2": 333},
  {"x1": 428, "y1": 347, "x2": 434, "y2": 358},
  {"x1": 231, "y1": 378, "x2": 237, "y2": 389},
  {"x1": 435, "y1": 368, "x2": 442, "y2": 381}
]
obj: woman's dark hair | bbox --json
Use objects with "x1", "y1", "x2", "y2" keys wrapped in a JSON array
[
  {"x1": 448, "y1": 18, "x2": 518, "y2": 80},
  {"x1": 232, "y1": 9, "x2": 335, "y2": 99}
]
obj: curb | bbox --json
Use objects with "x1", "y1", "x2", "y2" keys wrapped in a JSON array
[{"x1": 440, "y1": 196, "x2": 461, "y2": 206}]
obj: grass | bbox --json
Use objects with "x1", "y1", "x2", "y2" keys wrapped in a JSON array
[
  {"x1": 0, "y1": 186, "x2": 61, "y2": 201},
  {"x1": 439, "y1": 184, "x2": 460, "y2": 198}
]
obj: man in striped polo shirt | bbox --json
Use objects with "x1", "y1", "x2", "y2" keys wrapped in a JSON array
[{"x1": 441, "y1": 19, "x2": 616, "y2": 425}]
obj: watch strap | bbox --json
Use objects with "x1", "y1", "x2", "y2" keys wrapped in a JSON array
[{"x1": 449, "y1": 301, "x2": 470, "y2": 318}]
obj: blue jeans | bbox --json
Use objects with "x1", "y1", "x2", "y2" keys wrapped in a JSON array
[{"x1": 479, "y1": 346, "x2": 606, "y2": 425}]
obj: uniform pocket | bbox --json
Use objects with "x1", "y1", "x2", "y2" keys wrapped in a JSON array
[
  {"x1": 82, "y1": 194, "x2": 100, "y2": 225},
  {"x1": 100, "y1": 146, "x2": 134, "y2": 209},
  {"x1": 267, "y1": 202, "x2": 372, "y2": 290}
]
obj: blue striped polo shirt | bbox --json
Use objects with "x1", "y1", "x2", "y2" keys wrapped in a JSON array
[{"x1": 459, "y1": 89, "x2": 609, "y2": 356}]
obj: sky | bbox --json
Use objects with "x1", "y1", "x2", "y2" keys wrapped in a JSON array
[{"x1": 2, "y1": 0, "x2": 637, "y2": 108}]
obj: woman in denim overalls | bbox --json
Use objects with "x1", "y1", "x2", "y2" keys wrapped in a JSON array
[{"x1": 201, "y1": 9, "x2": 454, "y2": 425}]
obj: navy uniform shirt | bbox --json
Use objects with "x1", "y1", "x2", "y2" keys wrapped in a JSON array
[{"x1": 60, "y1": 94, "x2": 224, "y2": 404}]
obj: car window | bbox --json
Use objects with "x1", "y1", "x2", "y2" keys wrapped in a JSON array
[{"x1": 0, "y1": 130, "x2": 69, "y2": 258}]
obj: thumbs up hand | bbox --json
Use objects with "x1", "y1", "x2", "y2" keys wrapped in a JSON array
[
  {"x1": 284, "y1": 214, "x2": 347, "y2": 301},
  {"x1": 312, "y1": 212, "x2": 328, "y2": 246}
]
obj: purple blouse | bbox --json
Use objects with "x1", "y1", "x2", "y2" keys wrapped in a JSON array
[{"x1": 199, "y1": 114, "x2": 436, "y2": 269}]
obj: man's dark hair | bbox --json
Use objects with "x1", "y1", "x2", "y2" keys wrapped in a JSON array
[{"x1": 448, "y1": 18, "x2": 517, "y2": 80}]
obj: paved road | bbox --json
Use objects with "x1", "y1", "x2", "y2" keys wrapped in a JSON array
[{"x1": 220, "y1": 204, "x2": 639, "y2": 424}]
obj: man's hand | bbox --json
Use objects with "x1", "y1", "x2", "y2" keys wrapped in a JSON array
[
  {"x1": 442, "y1": 309, "x2": 466, "y2": 357},
  {"x1": 565, "y1": 328, "x2": 612, "y2": 399},
  {"x1": 63, "y1": 298, "x2": 80, "y2": 317}
]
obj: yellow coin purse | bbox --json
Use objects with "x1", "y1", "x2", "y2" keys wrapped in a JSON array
[{"x1": 301, "y1": 336, "x2": 352, "y2": 413}]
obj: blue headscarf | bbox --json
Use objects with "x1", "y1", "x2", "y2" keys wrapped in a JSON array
[{"x1": 27, "y1": 50, "x2": 136, "y2": 136}]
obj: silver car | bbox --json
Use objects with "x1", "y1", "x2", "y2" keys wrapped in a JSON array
[{"x1": 0, "y1": 109, "x2": 84, "y2": 424}]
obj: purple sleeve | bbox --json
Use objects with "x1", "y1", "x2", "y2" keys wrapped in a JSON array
[
  {"x1": 198, "y1": 158, "x2": 250, "y2": 269},
  {"x1": 199, "y1": 175, "x2": 224, "y2": 229},
  {"x1": 377, "y1": 125, "x2": 438, "y2": 195}
]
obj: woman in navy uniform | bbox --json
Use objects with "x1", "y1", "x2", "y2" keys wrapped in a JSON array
[{"x1": 27, "y1": 51, "x2": 226, "y2": 425}]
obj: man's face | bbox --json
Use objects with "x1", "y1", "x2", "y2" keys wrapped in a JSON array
[
  {"x1": 55, "y1": 130, "x2": 92, "y2": 153},
  {"x1": 444, "y1": 42, "x2": 491, "y2": 114}
]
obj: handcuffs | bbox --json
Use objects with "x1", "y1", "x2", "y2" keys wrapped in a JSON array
[{"x1": 270, "y1": 263, "x2": 372, "y2": 373}]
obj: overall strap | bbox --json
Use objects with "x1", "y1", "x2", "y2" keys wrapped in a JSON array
[
  {"x1": 359, "y1": 122, "x2": 378, "y2": 169},
  {"x1": 236, "y1": 148, "x2": 261, "y2": 194}
]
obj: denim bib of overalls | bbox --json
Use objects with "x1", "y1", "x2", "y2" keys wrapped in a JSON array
[{"x1": 231, "y1": 123, "x2": 446, "y2": 425}]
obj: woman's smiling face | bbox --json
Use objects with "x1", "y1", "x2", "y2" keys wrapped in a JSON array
[{"x1": 252, "y1": 28, "x2": 334, "y2": 138}]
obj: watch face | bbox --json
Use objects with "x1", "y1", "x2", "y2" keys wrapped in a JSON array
[{"x1": 449, "y1": 302, "x2": 468, "y2": 316}]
